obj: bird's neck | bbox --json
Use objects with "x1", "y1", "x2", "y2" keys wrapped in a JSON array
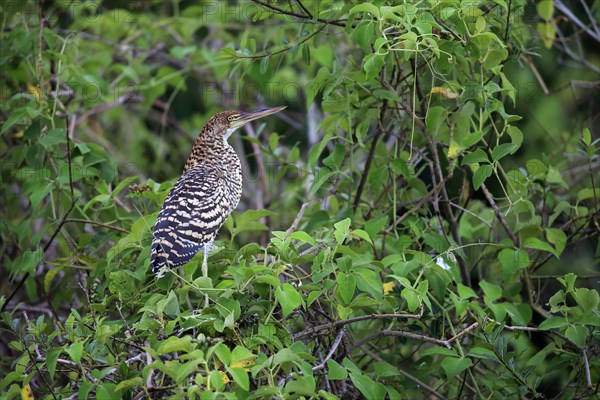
[{"x1": 183, "y1": 133, "x2": 236, "y2": 173}]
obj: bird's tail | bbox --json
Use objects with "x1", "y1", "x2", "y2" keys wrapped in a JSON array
[{"x1": 150, "y1": 239, "x2": 169, "y2": 275}]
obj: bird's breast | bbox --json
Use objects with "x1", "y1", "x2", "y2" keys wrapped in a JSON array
[{"x1": 222, "y1": 148, "x2": 243, "y2": 210}]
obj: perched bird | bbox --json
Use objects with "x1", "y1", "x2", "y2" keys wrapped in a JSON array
[{"x1": 150, "y1": 107, "x2": 286, "y2": 296}]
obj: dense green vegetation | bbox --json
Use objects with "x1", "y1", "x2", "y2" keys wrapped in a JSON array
[{"x1": 1, "y1": 1, "x2": 598, "y2": 398}]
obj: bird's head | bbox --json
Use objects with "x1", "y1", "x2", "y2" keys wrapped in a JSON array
[{"x1": 211, "y1": 106, "x2": 287, "y2": 141}]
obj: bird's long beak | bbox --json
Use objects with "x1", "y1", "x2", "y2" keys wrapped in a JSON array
[{"x1": 232, "y1": 106, "x2": 287, "y2": 128}]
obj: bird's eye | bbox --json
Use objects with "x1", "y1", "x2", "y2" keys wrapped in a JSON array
[{"x1": 228, "y1": 115, "x2": 237, "y2": 121}]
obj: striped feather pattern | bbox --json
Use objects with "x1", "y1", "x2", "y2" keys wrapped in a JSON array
[{"x1": 151, "y1": 112, "x2": 243, "y2": 274}]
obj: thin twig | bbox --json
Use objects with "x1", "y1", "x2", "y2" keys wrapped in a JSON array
[
  {"x1": 234, "y1": 24, "x2": 327, "y2": 60},
  {"x1": 449, "y1": 201, "x2": 493, "y2": 228},
  {"x1": 582, "y1": 348, "x2": 592, "y2": 388},
  {"x1": 385, "y1": 178, "x2": 447, "y2": 234},
  {"x1": 446, "y1": 322, "x2": 479, "y2": 344},
  {"x1": 64, "y1": 218, "x2": 130, "y2": 234},
  {"x1": 555, "y1": 0, "x2": 600, "y2": 43},
  {"x1": 293, "y1": 313, "x2": 421, "y2": 339},
  {"x1": 383, "y1": 329, "x2": 452, "y2": 348},
  {"x1": 295, "y1": 0, "x2": 312, "y2": 19},
  {"x1": 362, "y1": 348, "x2": 448, "y2": 400},
  {"x1": 285, "y1": 197, "x2": 325, "y2": 237},
  {"x1": 504, "y1": 0, "x2": 513, "y2": 42},
  {"x1": 353, "y1": 99, "x2": 387, "y2": 212},
  {"x1": 312, "y1": 328, "x2": 345, "y2": 371},
  {"x1": 251, "y1": 0, "x2": 346, "y2": 27},
  {"x1": 520, "y1": 54, "x2": 550, "y2": 95},
  {"x1": 76, "y1": 93, "x2": 142, "y2": 126},
  {"x1": 480, "y1": 183, "x2": 519, "y2": 247}
]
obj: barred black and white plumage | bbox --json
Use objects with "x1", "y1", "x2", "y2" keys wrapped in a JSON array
[
  {"x1": 150, "y1": 107, "x2": 286, "y2": 286},
  {"x1": 150, "y1": 164, "x2": 240, "y2": 273}
]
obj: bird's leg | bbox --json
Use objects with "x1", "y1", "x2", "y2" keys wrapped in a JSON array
[
  {"x1": 201, "y1": 247, "x2": 209, "y2": 279},
  {"x1": 202, "y1": 242, "x2": 212, "y2": 308}
]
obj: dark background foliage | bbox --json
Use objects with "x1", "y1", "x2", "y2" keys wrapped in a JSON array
[{"x1": 1, "y1": 1, "x2": 598, "y2": 399}]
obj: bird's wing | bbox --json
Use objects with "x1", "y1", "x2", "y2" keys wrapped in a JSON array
[{"x1": 151, "y1": 165, "x2": 230, "y2": 274}]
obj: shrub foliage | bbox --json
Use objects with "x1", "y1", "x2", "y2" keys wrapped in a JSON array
[{"x1": 1, "y1": 1, "x2": 598, "y2": 399}]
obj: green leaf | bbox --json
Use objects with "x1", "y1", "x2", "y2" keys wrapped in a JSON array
[
  {"x1": 231, "y1": 346, "x2": 254, "y2": 364},
  {"x1": 30, "y1": 182, "x2": 53, "y2": 210},
  {"x1": 1, "y1": 108, "x2": 28, "y2": 134},
  {"x1": 268, "y1": 132, "x2": 279, "y2": 152},
  {"x1": 524, "y1": 237, "x2": 558, "y2": 257},
  {"x1": 468, "y1": 347, "x2": 497, "y2": 360},
  {"x1": 66, "y1": 341, "x2": 83, "y2": 364},
  {"x1": 308, "y1": 132, "x2": 332, "y2": 169},
  {"x1": 475, "y1": 16, "x2": 486, "y2": 32},
  {"x1": 426, "y1": 106, "x2": 448, "y2": 137},
  {"x1": 290, "y1": 231, "x2": 317, "y2": 247},
  {"x1": 302, "y1": 44, "x2": 311, "y2": 65},
  {"x1": 38, "y1": 129, "x2": 67, "y2": 149},
  {"x1": 336, "y1": 273, "x2": 356, "y2": 304},
  {"x1": 349, "y1": 3, "x2": 380, "y2": 18},
  {"x1": 372, "y1": 89, "x2": 402, "y2": 103},
  {"x1": 498, "y1": 249, "x2": 529, "y2": 279},
  {"x1": 546, "y1": 228, "x2": 566, "y2": 256},
  {"x1": 441, "y1": 357, "x2": 472, "y2": 380},
  {"x1": 227, "y1": 367, "x2": 250, "y2": 391},
  {"x1": 501, "y1": 73, "x2": 517, "y2": 106},
  {"x1": 349, "y1": 372, "x2": 386, "y2": 400},
  {"x1": 46, "y1": 348, "x2": 61, "y2": 380},
  {"x1": 457, "y1": 283, "x2": 478, "y2": 300},
  {"x1": 0, "y1": 371, "x2": 20, "y2": 392},
  {"x1": 493, "y1": 0, "x2": 508, "y2": 10},
  {"x1": 363, "y1": 53, "x2": 384, "y2": 80},
  {"x1": 327, "y1": 359, "x2": 348, "y2": 380},
  {"x1": 272, "y1": 347, "x2": 303, "y2": 367},
  {"x1": 337, "y1": 304, "x2": 352, "y2": 319},
  {"x1": 479, "y1": 280, "x2": 502, "y2": 302},
  {"x1": 473, "y1": 164, "x2": 493, "y2": 190},
  {"x1": 506, "y1": 125, "x2": 523, "y2": 150},
  {"x1": 156, "y1": 290, "x2": 180, "y2": 317},
  {"x1": 538, "y1": 316, "x2": 568, "y2": 330},
  {"x1": 115, "y1": 377, "x2": 143, "y2": 392},
  {"x1": 504, "y1": 303, "x2": 530, "y2": 326},
  {"x1": 537, "y1": 0, "x2": 554, "y2": 20},
  {"x1": 582, "y1": 127, "x2": 591, "y2": 146},
  {"x1": 351, "y1": 229, "x2": 373, "y2": 244},
  {"x1": 259, "y1": 55, "x2": 270, "y2": 74},
  {"x1": 526, "y1": 159, "x2": 547, "y2": 180},
  {"x1": 275, "y1": 283, "x2": 303, "y2": 317},
  {"x1": 401, "y1": 287, "x2": 420, "y2": 312},
  {"x1": 356, "y1": 268, "x2": 383, "y2": 300},
  {"x1": 96, "y1": 383, "x2": 117, "y2": 399},
  {"x1": 421, "y1": 346, "x2": 458, "y2": 357},
  {"x1": 573, "y1": 288, "x2": 600, "y2": 313},
  {"x1": 492, "y1": 143, "x2": 517, "y2": 162},
  {"x1": 235, "y1": 209, "x2": 275, "y2": 233},
  {"x1": 546, "y1": 166, "x2": 568, "y2": 188},
  {"x1": 285, "y1": 376, "x2": 317, "y2": 396},
  {"x1": 334, "y1": 218, "x2": 351, "y2": 245},
  {"x1": 322, "y1": 144, "x2": 346, "y2": 170},
  {"x1": 565, "y1": 325, "x2": 587, "y2": 347},
  {"x1": 306, "y1": 67, "x2": 330, "y2": 108},
  {"x1": 158, "y1": 335, "x2": 193, "y2": 354},
  {"x1": 577, "y1": 188, "x2": 600, "y2": 202},
  {"x1": 19, "y1": 249, "x2": 43, "y2": 275},
  {"x1": 255, "y1": 274, "x2": 281, "y2": 287},
  {"x1": 44, "y1": 267, "x2": 62, "y2": 293},
  {"x1": 351, "y1": 20, "x2": 375, "y2": 50},
  {"x1": 462, "y1": 149, "x2": 489, "y2": 164}
]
